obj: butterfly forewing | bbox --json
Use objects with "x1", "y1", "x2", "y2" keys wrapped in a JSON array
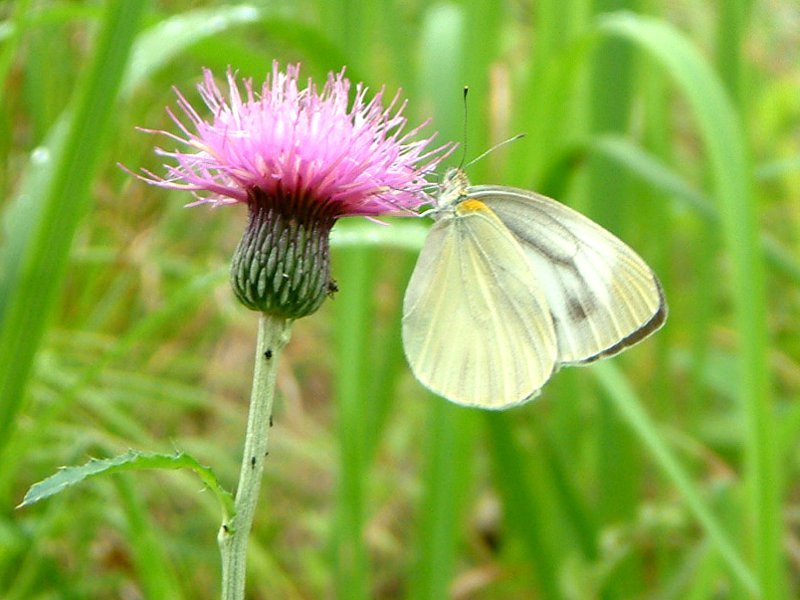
[
  {"x1": 402, "y1": 201, "x2": 558, "y2": 408},
  {"x1": 472, "y1": 186, "x2": 666, "y2": 364}
]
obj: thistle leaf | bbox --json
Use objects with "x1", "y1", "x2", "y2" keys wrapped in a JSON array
[{"x1": 20, "y1": 450, "x2": 234, "y2": 520}]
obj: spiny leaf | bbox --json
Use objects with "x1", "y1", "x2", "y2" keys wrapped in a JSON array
[{"x1": 20, "y1": 450, "x2": 234, "y2": 521}]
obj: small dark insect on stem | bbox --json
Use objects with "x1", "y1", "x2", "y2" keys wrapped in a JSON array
[
  {"x1": 250, "y1": 456, "x2": 256, "y2": 468},
  {"x1": 327, "y1": 279, "x2": 339, "y2": 297},
  {"x1": 264, "y1": 349, "x2": 273, "y2": 359},
  {"x1": 269, "y1": 415, "x2": 274, "y2": 427}
]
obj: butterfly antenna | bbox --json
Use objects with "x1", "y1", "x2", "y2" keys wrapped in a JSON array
[
  {"x1": 463, "y1": 132, "x2": 526, "y2": 170},
  {"x1": 457, "y1": 86, "x2": 470, "y2": 170}
]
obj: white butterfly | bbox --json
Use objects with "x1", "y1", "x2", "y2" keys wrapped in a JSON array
[{"x1": 402, "y1": 168, "x2": 667, "y2": 409}]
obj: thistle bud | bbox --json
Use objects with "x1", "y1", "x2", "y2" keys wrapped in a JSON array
[{"x1": 230, "y1": 190, "x2": 335, "y2": 318}]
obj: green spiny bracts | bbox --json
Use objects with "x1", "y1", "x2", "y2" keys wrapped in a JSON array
[{"x1": 231, "y1": 188, "x2": 335, "y2": 318}]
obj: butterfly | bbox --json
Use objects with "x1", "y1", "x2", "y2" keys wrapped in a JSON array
[{"x1": 402, "y1": 168, "x2": 667, "y2": 409}]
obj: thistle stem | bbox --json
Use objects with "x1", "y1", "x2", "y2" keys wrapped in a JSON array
[{"x1": 219, "y1": 313, "x2": 292, "y2": 600}]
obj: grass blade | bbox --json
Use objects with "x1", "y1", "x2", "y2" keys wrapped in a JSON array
[
  {"x1": 599, "y1": 13, "x2": 780, "y2": 597},
  {"x1": 592, "y1": 362, "x2": 758, "y2": 595},
  {"x1": 332, "y1": 247, "x2": 375, "y2": 600},
  {"x1": 485, "y1": 413, "x2": 562, "y2": 598},
  {"x1": 588, "y1": 135, "x2": 800, "y2": 284},
  {"x1": 0, "y1": 0, "x2": 147, "y2": 454}
]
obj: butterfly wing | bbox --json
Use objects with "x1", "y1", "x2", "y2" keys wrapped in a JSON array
[
  {"x1": 472, "y1": 186, "x2": 666, "y2": 365},
  {"x1": 402, "y1": 201, "x2": 558, "y2": 408}
]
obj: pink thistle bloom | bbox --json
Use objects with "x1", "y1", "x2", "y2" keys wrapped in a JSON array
[
  {"x1": 137, "y1": 63, "x2": 452, "y2": 217},
  {"x1": 134, "y1": 64, "x2": 453, "y2": 318}
]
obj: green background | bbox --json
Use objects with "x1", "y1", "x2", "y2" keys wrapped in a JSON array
[{"x1": 1, "y1": 0, "x2": 798, "y2": 598}]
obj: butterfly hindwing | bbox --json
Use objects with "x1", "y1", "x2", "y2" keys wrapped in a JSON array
[{"x1": 472, "y1": 185, "x2": 666, "y2": 365}]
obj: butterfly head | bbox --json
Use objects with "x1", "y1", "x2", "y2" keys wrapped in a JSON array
[{"x1": 436, "y1": 168, "x2": 471, "y2": 211}]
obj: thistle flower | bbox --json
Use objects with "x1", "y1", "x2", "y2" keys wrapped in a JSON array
[{"x1": 136, "y1": 63, "x2": 452, "y2": 318}]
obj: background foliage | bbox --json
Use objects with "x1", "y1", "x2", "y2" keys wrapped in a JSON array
[{"x1": 1, "y1": 0, "x2": 798, "y2": 598}]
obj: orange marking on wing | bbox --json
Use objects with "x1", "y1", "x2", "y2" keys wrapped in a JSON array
[{"x1": 455, "y1": 198, "x2": 490, "y2": 215}]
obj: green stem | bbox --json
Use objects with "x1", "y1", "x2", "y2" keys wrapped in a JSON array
[{"x1": 218, "y1": 313, "x2": 292, "y2": 600}]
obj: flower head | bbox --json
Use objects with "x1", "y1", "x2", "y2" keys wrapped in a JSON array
[
  {"x1": 135, "y1": 63, "x2": 452, "y2": 318},
  {"x1": 139, "y1": 63, "x2": 449, "y2": 215}
]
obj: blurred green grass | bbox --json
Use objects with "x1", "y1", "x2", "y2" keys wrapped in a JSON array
[{"x1": 2, "y1": 0, "x2": 799, "y2": 598}]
